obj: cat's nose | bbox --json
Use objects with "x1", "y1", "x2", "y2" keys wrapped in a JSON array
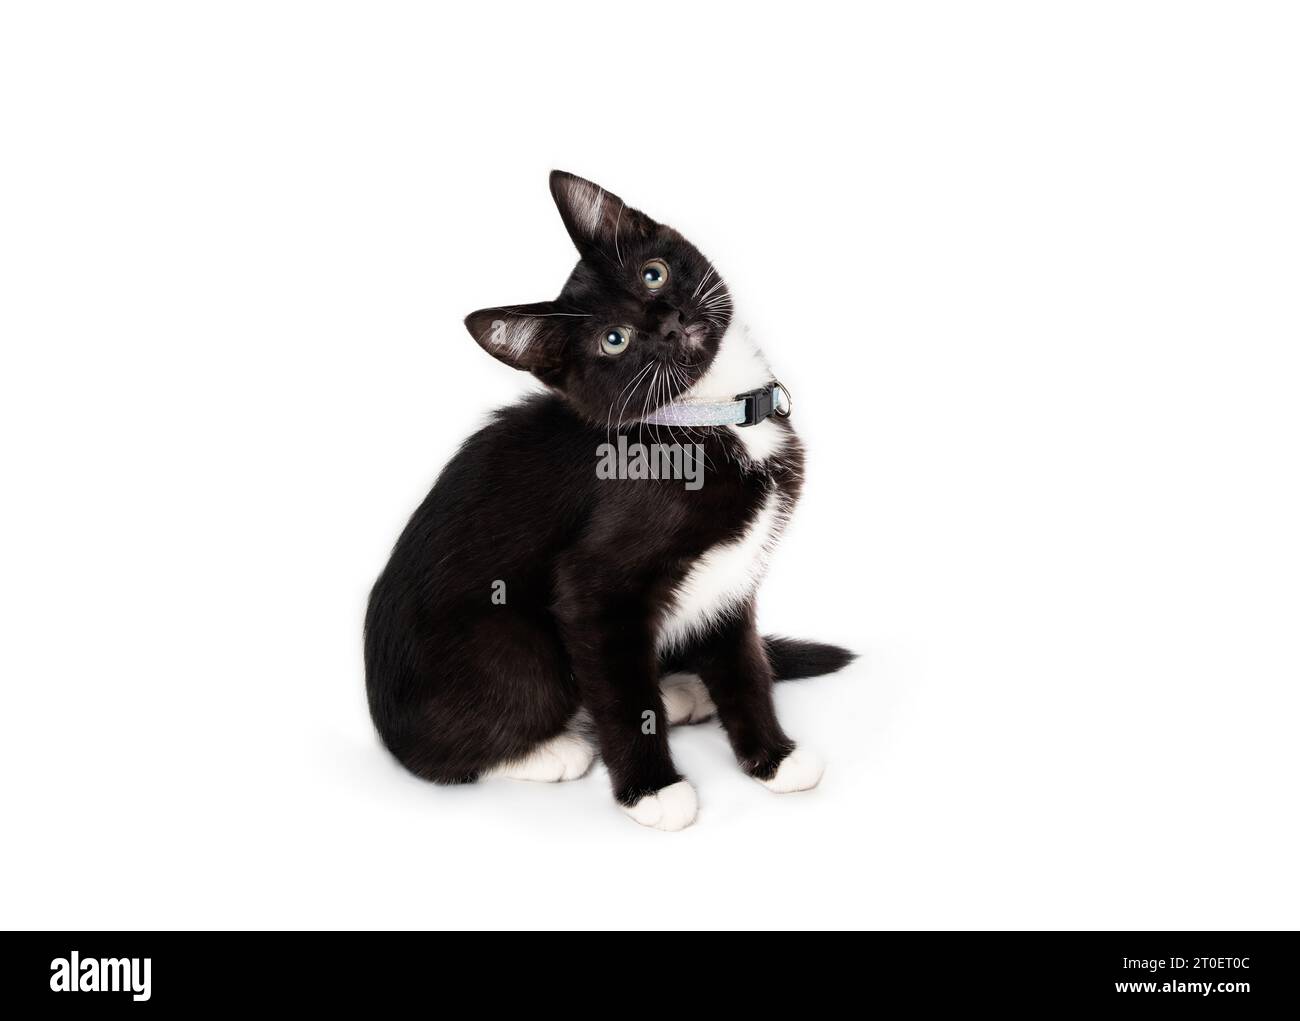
[{"x1": 658, "y1": 310, "x2": 687, "y2": 341}]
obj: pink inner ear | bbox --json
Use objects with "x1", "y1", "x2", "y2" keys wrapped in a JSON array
[
  {"x1": 487, "y1": 318, "x2": 539, "y2": 360},
  {"x1": 562, "y1": 177, "x2": 606, "y2": 239}
]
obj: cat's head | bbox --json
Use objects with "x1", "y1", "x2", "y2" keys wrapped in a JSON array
[{"x1": 465, "y1": 171, "x2": 732, "y2": 425}]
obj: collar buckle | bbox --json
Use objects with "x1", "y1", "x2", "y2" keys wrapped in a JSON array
[{"x1": 735, "y1": 382, "x2": 790, "y2": 427}]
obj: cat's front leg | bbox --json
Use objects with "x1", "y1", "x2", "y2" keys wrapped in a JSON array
[
  {"x1": 555, "y1": 581, "x2": 697, "y2": 831},
  {"x1": 697, "y1": 603, "x2": 825, "y2": 793}
]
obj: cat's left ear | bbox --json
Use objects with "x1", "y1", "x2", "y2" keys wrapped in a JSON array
[
  {"x1": 549, "y1": 170, "x2": 656, "y2": 256},
  {"x1": 464, "y1": 302, "x2": 570, "y2": 379}
]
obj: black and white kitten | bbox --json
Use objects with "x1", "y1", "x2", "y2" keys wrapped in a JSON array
[{"x1": 364, "y1": 171, "x2": 852, "y2": 830}]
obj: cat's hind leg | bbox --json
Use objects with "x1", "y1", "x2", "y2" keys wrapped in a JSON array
[
  {"x1": 659, "y1": 673, "x2": 716, "y2": 725},
  {"x1": 484, "y1": 727, "x2": 594, "y2": 782},
  {"x1": 368, "y1": 606, "x2": 586, "y2": 784}
]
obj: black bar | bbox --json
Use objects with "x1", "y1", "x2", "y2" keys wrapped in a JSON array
[{"x1": 2, "y1": 932, "x2": 1287, "y2": 1010}]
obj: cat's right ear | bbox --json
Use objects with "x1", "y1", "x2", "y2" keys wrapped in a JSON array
[
  {"x1": 549, "y1": 170, "x2": 656, "y2": 256},
  {"x1": 465, "y1": 303, "x2": 569, "y2": 378}
]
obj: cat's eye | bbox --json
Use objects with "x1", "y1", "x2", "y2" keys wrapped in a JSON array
[
  {"x1": 601, "y1": 325, "x2": 633, "y2": 355},
  {"x1": 641, "y1": 259, "x2": 669, "y2": 290}
]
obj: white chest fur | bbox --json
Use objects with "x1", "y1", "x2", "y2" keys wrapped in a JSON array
[
  {"x1": 686, "y1": 321, "x2": 785, "y2": 462},
  {"x1": 656, "y1": 489, "x2": 787, "y2": 652},
  {"x1": 654, "y1": 322, "x2": 793, "y2": 650}
]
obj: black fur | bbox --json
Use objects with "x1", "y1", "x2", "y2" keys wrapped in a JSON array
[
  {"x1": 764, "y1": 636, "x2": 857, "y2": 681},
  {"x1": 364, "y1": 172, "x2": 851, "y2": 810}
]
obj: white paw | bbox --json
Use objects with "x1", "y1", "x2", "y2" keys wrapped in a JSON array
[
  {"x1": 660, "y1": 675, "x2": 716, "y2": 725},
  {"x1": 488, "y1": 732, "x2": 594, "y2": 782},
  {"x1": 757, "y1": 748, "x2": 824, "y2": 793},
  {"x1": 621, "y1": 780, "x2": 698, "y2": 831}
]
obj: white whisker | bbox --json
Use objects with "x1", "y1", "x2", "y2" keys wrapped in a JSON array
[
  {"x1": 693, "y1": 265, "x2": 716, "y2": 300},
  {"x1": 607, "y1": 360, "x2": 655, "y2": 444}
]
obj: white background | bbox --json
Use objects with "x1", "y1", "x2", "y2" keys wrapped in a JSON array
[{"x1": 2, "y1": 2, "x2": 1297, "y2": 930}]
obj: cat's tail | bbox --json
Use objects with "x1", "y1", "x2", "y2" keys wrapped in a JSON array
[{"x1": 764, "y1": 635, "x2": 857, "y2": 682}]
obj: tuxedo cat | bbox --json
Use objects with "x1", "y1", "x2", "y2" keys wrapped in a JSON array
[{"x1": 364, "y1": 171, "x2": 852, "y2": 830}]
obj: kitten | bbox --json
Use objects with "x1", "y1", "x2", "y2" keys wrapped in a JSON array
[{"x1": 364, "y1": 171, "x2": 853, "y2": 830}]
